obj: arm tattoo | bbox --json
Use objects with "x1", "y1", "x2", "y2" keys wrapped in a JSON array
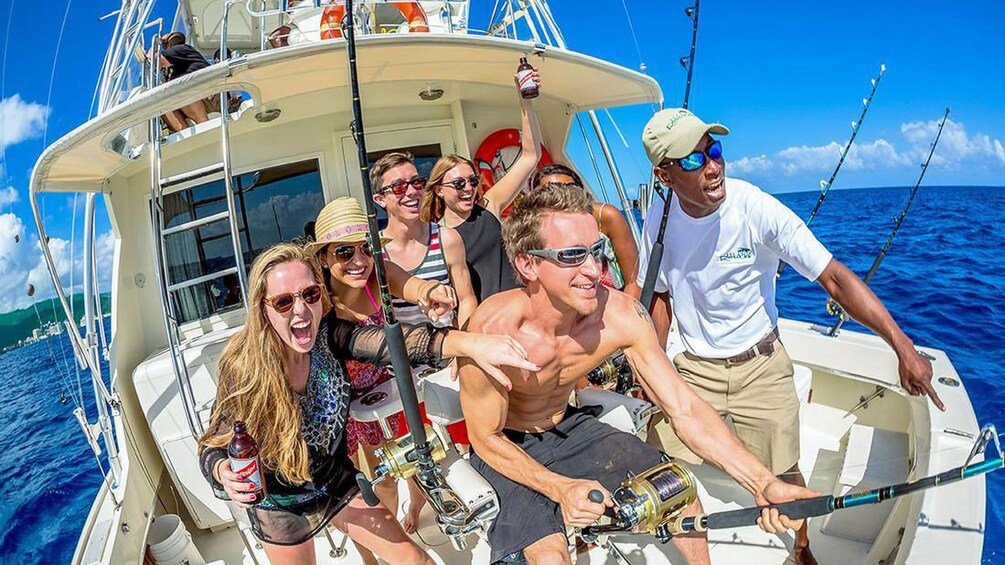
[{"x1": 633, "y1": 299, "x2": 656, "y2": 332}]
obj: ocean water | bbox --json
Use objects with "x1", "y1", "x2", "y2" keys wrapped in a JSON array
[{"x1": 0, "y1": 185, "x2": 1002, "y2": 564}]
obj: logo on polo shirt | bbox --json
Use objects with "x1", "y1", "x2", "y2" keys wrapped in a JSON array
[{"x1": 717, "y1": 247, "x2": 754, "y2": 263}]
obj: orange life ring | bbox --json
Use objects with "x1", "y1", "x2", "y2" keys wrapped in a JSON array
[
  {"x1": 474, "y1": 128, "x2": 553, "y2": 215},
  {"x1": 320, "y1": 2, "x2": 429, "y2": 40}
]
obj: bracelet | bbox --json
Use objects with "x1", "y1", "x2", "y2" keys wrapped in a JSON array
[{"x1": 421, "y1": 282, "x2": 437, "y2": 304}]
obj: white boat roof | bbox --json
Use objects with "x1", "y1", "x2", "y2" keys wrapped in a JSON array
[{"x1": 31, "y1": 34, "x2": 662, "y2": 194}]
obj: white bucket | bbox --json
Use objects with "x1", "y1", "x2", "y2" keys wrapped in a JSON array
[{"x1": 147, "y1": 514, "x2": 206, "y2": 565}]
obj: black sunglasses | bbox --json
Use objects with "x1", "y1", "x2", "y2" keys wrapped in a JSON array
[
  {"x1": 440, "y1": 175, "x2": 480, "y2": 192},
  {"x1": 379, "y1": 176, "x2": 426, "y2": 196},
  {"x1": 263, "y1": 284, "x2": 323, "y2": 314},
  {"x1": 332, "y1": 242, "x2": 373, "y2": 262},
  {"x1": 526, "y1": 238, "x2": 606, "y2": 267}
]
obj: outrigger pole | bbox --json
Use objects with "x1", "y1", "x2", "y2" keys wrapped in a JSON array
[
  {"x1": 827, "y1": 107, "x2": 951, "y2": 336},
  {"x1": 778, "y1": 64, "x2": 886, "y2": 276},
  {"x1": 675, "y1": 423, "x2": 1002, "y2": 535},
  {"x1": 341, "y1": 0, "x2": 440, "y2": 504},
  {"x1": 639, "y1": 0, "x2": 700, "y2": 309}
]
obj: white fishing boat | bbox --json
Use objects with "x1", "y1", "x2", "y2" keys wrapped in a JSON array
[{"x1": 29, "y1": 1, "x2": 989, "y2": 563}]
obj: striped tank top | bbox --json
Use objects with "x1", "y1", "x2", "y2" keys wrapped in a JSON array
[{"x1": 385, "y1": 223, "x2": 454, "y2": 328}]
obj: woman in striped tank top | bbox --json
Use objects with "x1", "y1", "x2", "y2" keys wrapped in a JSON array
[{"x1": 372, "y1": 152, "x2": 478, "y2": 328}]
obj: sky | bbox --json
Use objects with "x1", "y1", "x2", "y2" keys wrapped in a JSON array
[{"x1": 0, "y1": 0, "x2": 1003, "y2": 314}]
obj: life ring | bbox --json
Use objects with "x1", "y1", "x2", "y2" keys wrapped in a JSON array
[
  {"x1": 320, "y1": 2, "x2": 430, "y2": 40},
  {"x1": 474, "y1": 128, "x2": 553, "y2": 216}
]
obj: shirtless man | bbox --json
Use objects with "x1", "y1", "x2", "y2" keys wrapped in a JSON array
[{"x1": 459, "y1": 184, "x2": 816, "y2": 564}]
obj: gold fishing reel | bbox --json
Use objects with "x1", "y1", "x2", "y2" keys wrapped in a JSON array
[
  {"x1": 585, "y1": 350, "x2": 635, "y2": 395},
  {"x1": 373, "y1": 424, "x2": 447, "y2": 480},
  {"x1": 611, "y1": 460, "x2": 698, "y2": 535}
]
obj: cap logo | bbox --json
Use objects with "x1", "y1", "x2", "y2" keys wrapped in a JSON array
[{"x1": 665, "y1": 109, "x2": 694, "y2": 131}]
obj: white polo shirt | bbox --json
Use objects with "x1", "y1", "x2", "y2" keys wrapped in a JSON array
[{"x1": 636, "y1": 178, "x2": 832, "y2": 359}]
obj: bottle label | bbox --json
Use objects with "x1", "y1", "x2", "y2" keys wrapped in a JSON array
[
  {"x1": 517, "y1": 69, "x2": 536, "y2": 92},
  {"x1": 231, "y1": 456, "x2": 264, "y2": 493}
]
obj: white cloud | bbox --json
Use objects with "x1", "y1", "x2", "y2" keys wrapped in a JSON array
[
  {"x1": 730, "y1": 117, "x2": 1005, "y2": 178},
  {"x1": 0, "y1": 186, "x2": 18, "y2": 208},
  {"x1": 0, "y1": 94, "x2": 50, "y2": 151},
  {"x1": 0, "y1": 212, "x2": 114, "y2": 314}
]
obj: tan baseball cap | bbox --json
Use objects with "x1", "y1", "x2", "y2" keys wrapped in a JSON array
[{"x1": 642, "y1": 108, "x2": 729, "y2": 166}]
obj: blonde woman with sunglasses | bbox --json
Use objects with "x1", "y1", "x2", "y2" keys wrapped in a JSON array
[
  {"x1": 420, "y1": 68, "x2": 543, "y2": 302},
  {"x1": 198, "y1": 241, "x2": 537, "y2": 565}
]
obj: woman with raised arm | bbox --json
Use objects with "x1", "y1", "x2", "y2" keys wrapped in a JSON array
[
  {"x1": 532, "y1": 164, "x2": 639, "y2": 290},
  {"x1": 198, "y1": 241, "x2": 536, "y2": 565},
  {"x1": 420, "y1": 67, "x2": 543, "y2": 302}
]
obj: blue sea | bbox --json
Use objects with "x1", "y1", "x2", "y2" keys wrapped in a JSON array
[{"x1": 0, "y1": 185, "x2": 1002, "y2": 564}]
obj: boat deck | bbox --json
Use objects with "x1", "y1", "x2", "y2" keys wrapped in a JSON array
[{"x1": 189, "y1": 375, "x2": 879, "y2": 564}]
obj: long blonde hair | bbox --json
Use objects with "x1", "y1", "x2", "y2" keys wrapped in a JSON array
[
  {"x1": 198, "y1": 242, "x2": 332, "y2": 484},
  {"x1": 420, "y1": 154, "x2": 478, "y2": 223}
]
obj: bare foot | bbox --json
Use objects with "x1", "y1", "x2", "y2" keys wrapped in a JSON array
[
  {"x1": 403, "y1": 479, "x2": 427, "y2": 534},
  {"x1": 403, "y1": 498, "x2": 425, "y2": 534}
]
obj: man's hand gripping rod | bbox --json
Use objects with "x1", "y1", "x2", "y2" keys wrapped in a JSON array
[{"x1": 584, "y1": 424, "x2": 1003, "y2": 542}]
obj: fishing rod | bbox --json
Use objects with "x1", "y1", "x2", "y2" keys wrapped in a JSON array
[
  {"x1": 827, "y1": 107, "x2": 951, "y2": 336},
  {"x1": 639, "y1": 0, "x2": 700, "y2": 310},
  {"x1": 340, "y1": 0, "x2": 440, "y2": 505},
  {"x1": 583, "y1": 423, "x2": 1002, "y2": 545},
  {"x1": 778, "y1": 63, "x2": 886, "y2": 277}
]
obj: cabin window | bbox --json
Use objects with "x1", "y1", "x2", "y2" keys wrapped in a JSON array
[{"x1": 160, "y1": 159, "x2": 324, "y2": 324}]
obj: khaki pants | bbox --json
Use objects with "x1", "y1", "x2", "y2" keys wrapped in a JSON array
[{"x1": 647, "y1": 343, "x2": 800, "y2": 475}]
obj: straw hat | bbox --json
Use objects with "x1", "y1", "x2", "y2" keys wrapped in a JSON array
[{"x1": 305, "y1": 197, "x2": 390, "y2": 257}]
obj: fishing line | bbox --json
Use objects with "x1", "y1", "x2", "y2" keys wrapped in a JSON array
[
  {"x1": 576, "y1": 113, "x2": 612, "y2": 204},
  {"x1": 30, "y1": 300, "x2": 84, "y2": 411},
  {"x1": 0, "y1": 0, "x2": 16, "y2": 192},
  {"x1": 617, "y1": 0, "x2": 646, "y2": 75}
]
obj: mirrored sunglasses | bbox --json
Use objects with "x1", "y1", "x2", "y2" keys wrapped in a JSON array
[
  {"x1": 526, "y1": 238, "x2": 606, "y2": 267},
  {"x1": 676, "y1": 139, "x2": 723, "y2": 172}
]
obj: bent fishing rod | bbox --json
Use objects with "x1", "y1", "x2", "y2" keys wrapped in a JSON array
[
  {"x1": 340, "y1": 0, "x2": 440, "y2": 505},
  {"x1": 584, "y1": 423, "x2": 1002, "y2": 542},
  {"x1": 779, "y1": 63, "x2": 887, "y2": 276},
  {"x1": 639, "y1": 0, "x2": 700, "y2": 309},
  {"x1": 828, "y1": 106, "x2": 951, "y2": 336}
]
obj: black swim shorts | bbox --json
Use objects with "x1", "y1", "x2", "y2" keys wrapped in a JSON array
[{"x1": 470, "y1": 405, "x2": 664, "y2": 563}]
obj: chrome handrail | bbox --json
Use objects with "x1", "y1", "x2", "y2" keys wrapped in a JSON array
[
  {"x1": 147, "y1": 34, "x2": 205, "y2": 439},
  {"x1": 220, "y1": 0, "x2": 251, "y2": 304}
]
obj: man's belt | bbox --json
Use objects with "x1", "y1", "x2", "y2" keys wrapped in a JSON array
[{"x1": 723, "y1": 329, "x2": 779, "y2": 364}]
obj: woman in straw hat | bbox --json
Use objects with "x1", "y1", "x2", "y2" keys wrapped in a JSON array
[
  {"x1": 309, "y1": 197, "x2": 442, "y2": 534},
  {"x1": 199, "y1": 239, "x2": 537, "y2": 564}
]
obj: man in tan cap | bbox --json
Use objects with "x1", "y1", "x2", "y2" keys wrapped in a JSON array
[{"x1": 627, "y1": 108, "x2": 943, "y2": 565}]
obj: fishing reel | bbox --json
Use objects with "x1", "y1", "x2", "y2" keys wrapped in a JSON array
[
  {"x1": 367, "y1": 424, "x2": 500, "y2": 551},
  {"x1": 586, "y1": 351, "x2": 635, "y2": 395},
  {"x1": 373, "y1": 424, "x2": 447, "y2": 480},
  {"x1": 582, "y1": 460, "x2": 699, "y2": 544}
]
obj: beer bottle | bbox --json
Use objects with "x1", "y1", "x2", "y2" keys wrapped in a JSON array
[
  {"x1": 517, "y1": 57, "x2": 539, "y2": 99},
  {"x1": 228, "y1": 421, "x2": 267, "y2": 504}
]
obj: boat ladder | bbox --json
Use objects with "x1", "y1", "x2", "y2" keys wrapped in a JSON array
[{"x1": 146, "y1": 35, "x2": 249, "y2": 439}]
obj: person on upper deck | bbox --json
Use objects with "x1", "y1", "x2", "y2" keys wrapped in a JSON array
[
  {"x1": 626, "y1": 108, "x2": 944, "y2": 565},
  {"x1": 154, "y1": 32, "x2": 211, "y2": 132},
  {"x1": 459, "y1": 184, "x2": 816, "y2": 565},
  {"x1": 198, "y1": 242, "x2": 536, "y2": 564},
  {"x1": 372, "y1": 152, "x2": 478, "y2": 328},
  {"x1": 420, "y1": 67, "x2": 543, "y2": 302},
  {"x1": 532, "y1": 163, "x2": 639, "y2": 290}
]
